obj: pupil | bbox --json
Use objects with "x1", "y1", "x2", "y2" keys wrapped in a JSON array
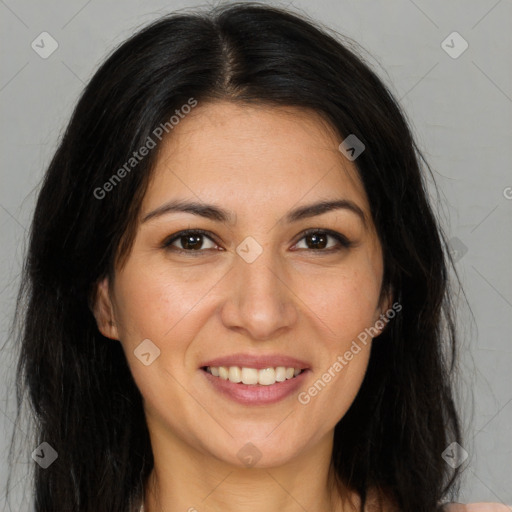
[
  {"x1": 308, "y1": 233, "x2": 327, "y2": 249},
  {"x1": 183, "y1": 234, "x2": 202, "y2": 250}
]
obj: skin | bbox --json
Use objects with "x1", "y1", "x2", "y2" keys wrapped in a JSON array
[
  {"x1": 444, "y1": 505, "x2": 512, "y2": 512},
  {"x1": 93, "y1": 101, "x2": 392, "y2": 512}
]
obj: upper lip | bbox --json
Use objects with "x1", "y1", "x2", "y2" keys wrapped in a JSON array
[{"x1": 200, "y1": 354, "x2": 310, "y2": 370}]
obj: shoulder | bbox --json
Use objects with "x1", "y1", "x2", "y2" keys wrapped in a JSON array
[
  {"x1": 366, "y1": 492, "x2": 511, "y2": 512},
  {"x1": 441, "y1": 503, "x2": 512, "y2": 512},
  {"x1": 363, "y1": 487, "x2": 510, "y2": 512}
]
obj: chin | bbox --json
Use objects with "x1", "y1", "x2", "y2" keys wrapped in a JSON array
[{"x1": 203, "y1": 434, "x2": 304, "y2": 469}]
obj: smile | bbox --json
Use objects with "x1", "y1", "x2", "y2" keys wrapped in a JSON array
[{"x1": 203, "y1": 365, "x2": 304, "y2": 386}]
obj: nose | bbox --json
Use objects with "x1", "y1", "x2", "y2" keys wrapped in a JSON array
[{"x1": 219, "y1": 244, "x2": 298, "y2": 341}]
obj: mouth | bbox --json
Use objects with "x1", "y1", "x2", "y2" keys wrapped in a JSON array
[
  {"x1": 201, "y1": 365, "x2": 306, "y2": 386},
  {"x1": 200, "y1": 365, "x2": 310, "y2": 405}
]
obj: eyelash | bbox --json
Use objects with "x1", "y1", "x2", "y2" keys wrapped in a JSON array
[{"x1": 161, "y1": 228, "x2": 353, "y2": 255}]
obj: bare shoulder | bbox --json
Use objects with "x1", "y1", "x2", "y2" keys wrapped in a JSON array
[
  {"x1": 442, "y1": 503, "x2": 512, "y2": 512},
  {"x1": 364, "y1": 488, "x2": 511, "y2": 512}
]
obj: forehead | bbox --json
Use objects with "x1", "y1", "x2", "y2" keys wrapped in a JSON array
[{"x1": 143, "y1": 101, "x2": 370, "y2": 216}]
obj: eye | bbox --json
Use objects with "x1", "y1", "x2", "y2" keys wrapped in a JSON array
[
  {"x1": 161, "y1": 228, "x2": 353, "y2": 256},
  {"x1": 292, "y1": 228, "x2": 353, "y2": 252},
  {"x1": 162, "y1": 229, "x2": 220, "y2": 254}
]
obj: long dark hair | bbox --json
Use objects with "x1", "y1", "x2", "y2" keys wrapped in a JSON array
[{"x1": 6, "y1": 3, "x2": 464, "y2": 511}]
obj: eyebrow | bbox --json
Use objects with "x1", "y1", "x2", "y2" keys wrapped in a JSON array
[{"x1": 141, "y1": 198, "x2": 366, "y2": 227}]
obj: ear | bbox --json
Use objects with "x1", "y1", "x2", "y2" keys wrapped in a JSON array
[
  {"x1": 91, "y1": 276, "x2": 119, "y2": 340},
  {"x1": 379, "y1": 286, "x2": 393, "y2": 316},
  {"x1": 372, "y1": 286, "x2": 395, "y2": 338}
]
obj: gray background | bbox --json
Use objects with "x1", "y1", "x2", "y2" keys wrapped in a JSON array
[{"x1": 1, "y1": 0, "x2": 511, "y2": 510}]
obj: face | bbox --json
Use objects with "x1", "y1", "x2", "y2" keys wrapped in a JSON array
[{"x1": 94, "y1": 100, "x2": 389, "y2": 469}]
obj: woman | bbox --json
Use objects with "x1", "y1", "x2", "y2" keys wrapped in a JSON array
[{"x1": 7, "y1": 3, "x2": 509, "y2": 511}]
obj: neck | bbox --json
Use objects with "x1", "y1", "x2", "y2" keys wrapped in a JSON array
[{"x1": 142, "y1": 429, "x2": 358, "y2": 512}]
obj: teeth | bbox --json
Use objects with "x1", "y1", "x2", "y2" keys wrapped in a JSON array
[
  {"x1": 258, "y1": 368, "x2": 276, "y2": 386},
  {"x1": 206, "y1": 366, "x2": 303, "y2": 385},
  {"x1": 242, "y1": 367, "x2": 259, "y2": 385},
  {"x1": 275, "y1": 366, "x2": 287, "y2": 382},
  {"x1": 228, "y1": 366, "x2": 242, "y2": 383}
]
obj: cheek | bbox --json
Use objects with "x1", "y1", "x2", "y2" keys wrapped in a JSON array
[
  {"x1": 303, "y1": 264, "x2": 382, "y2": 342},
  {"x1": 306, "y1": 262, "x2": 382, "y2": 418},
  {"x1": 113, "y1": 261, "x2": 219, "y2": 344},
  {"x1": 111, "y1": 267, "x2": 208, "y2": 404}
]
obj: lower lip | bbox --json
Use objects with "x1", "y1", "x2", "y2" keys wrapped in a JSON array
[{"x1": 201, "y1": 368, "x2": 310, "y2": 405}]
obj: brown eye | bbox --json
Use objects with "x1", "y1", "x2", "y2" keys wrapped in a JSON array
[
  {"x1": 178, "y1": 233, "x2": 206, "y2": 250},
  {"x1": 304, "y1": 232, "x2": 329, "y2": 249},
  {"x1": 162, "y1": 230, "x2": 218, "y2": 253},
  {"x1": 293, "y1": 229, "x2": 352, "y2": 252}
]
